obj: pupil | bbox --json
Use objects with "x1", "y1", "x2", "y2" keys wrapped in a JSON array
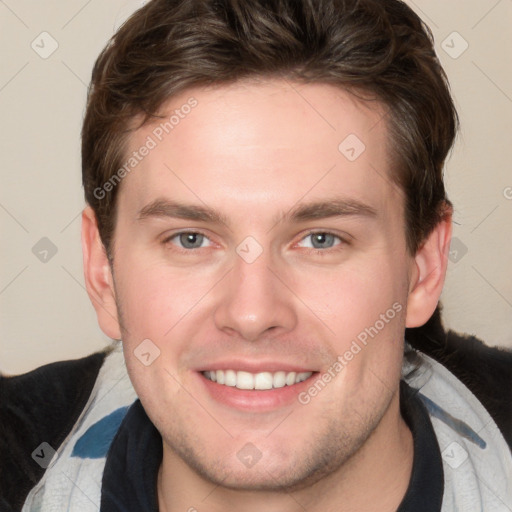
[
  {"x1": 181, "y1": 233, "x2": 202, "y2": 248},
  {"x1": 313, "y1": 233, "x2": 332, "y2": 248}
]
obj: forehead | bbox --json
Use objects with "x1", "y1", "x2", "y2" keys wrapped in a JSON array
[{"x1": 120, "y1": 79, "x2": 401, "y2": 223}]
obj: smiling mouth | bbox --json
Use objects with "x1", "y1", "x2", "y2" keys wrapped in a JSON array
[{"x1": 201, "y1": 370, "x2": 315, "y2": 390}]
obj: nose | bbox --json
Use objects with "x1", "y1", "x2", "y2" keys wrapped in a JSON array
[{"x1": 213, "y1": 249, "x2": 298, "y2": 342}]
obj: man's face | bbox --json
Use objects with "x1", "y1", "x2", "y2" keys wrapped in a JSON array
[{"x1": 110, "y1": 80, "x2": 415, "y2": 489}]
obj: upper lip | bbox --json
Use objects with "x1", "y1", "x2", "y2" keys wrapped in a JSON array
[{"x1": 195, "y1": 359, "x2": 317, "y2": 374}]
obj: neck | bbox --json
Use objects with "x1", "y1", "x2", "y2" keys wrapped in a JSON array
[{"x1": 158, "y1": 393, "x2": 413, "y2": 512}]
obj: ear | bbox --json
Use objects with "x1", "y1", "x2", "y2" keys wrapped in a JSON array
[
  {"x1": 406, "y1": 209, "x2": 453, "y2": 328},
  {"x1": 81, "y1": 206, "x2": 122, "y2": 339}
]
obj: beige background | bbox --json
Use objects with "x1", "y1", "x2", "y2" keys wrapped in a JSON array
[{"x1": 0, "y1": 0, "x2": 511, "y2": 375}]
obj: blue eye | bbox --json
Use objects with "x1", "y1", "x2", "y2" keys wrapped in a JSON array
[
  {"x1": 298, "y1": 232, "x2": 342, "y2": 250},
  {"x1": 169, "y1": 232, "x2": 211, "y2": 249}
]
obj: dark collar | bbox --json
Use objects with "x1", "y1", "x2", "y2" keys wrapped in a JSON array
[
  {"x1": 101, "y1": 381, "x2": 443, "y2": 511},
  {"x1": 397, "y1": 380, "x2": 444, "y2": 511},
  {"x1": 101, "y1": 399, "x2": 162, "y2": 511}
]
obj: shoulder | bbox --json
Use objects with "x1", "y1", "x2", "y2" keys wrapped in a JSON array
[
  {"x1": 0, "y1": 347, "x2": 111, "y2": 511},
  {"x1": 406, "y1": 307, "x2": 512, "y2": 450}
]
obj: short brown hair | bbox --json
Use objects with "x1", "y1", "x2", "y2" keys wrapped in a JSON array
[{"x1": 82, "y1": 0, "x2": 457, "y2": 256}]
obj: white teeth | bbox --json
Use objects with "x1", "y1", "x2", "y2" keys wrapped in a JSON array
[
  {"x1": 236, "y1": 371, "x2": 254, "y2": 390},
  {"x1": 296, "y1": 372, "x2": 311, "y2": 383},
  {"x1": 224, "y1": 369, "x2": 237, "y2": 387},
  {"x1": 285, "y1": 372, "x2": 296, "y2": 386},
  {"x1": 203, "y1": 369, "x2": 313, "y2": 390},
  {"x1": 254, "y1": 372, "x2": 273, "y2": 390},
  {"x1": 272, "y1": 371, "x2": 286, "y2": 389}
]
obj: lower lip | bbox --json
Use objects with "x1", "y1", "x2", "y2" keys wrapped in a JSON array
[{"x1": 197, "y1": 372, "x2": 319, "y2": 412}]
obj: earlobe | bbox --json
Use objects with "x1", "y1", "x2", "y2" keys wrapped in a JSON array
[
  {"x1": 406, "y1": 210, "x2": 453, "y2": 328},
  {"x1": 81, "y1": 207, "x2": 122, "y2": 340}
]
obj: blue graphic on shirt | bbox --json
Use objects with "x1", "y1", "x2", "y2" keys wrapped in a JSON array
[
  {"x1": 71, "y1": 406, "x2": 129, "y2": 459},
  {"x1": 419, "y1": 393, "x2": 487, "y2": 449}
]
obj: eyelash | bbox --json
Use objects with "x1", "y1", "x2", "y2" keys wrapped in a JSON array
[{"x1": 162, "y1": 230, "x2": 349, "y2": 254}]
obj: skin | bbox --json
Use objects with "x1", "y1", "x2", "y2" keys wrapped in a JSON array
[{"x1": 82, "y1": 79, "x2": 452, "y2": 511}]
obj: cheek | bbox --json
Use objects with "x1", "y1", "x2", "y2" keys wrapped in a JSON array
[
  {"x1": 292, "y1": 255, "x2": 407, "y2": 335},
  {"x1": 114, "y1": 256, "x2": 215, "y2": 341},
  {"x1": 114, "y1": 260, "x2": 204, "y2": 403},
  {"x1": 290, "y1": 252, "x2": 409, "y2": 392}
]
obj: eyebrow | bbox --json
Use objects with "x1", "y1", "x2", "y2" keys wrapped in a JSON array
[
  {"x1": 284, "y1": 198, "x2": 377, "y2": 223},
  {"x1": 137, "y1": 199, "x2": 228, "y2": 224},
  {"x1": 137, "y1": 197, "x2": 378, "y2": 226}
]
